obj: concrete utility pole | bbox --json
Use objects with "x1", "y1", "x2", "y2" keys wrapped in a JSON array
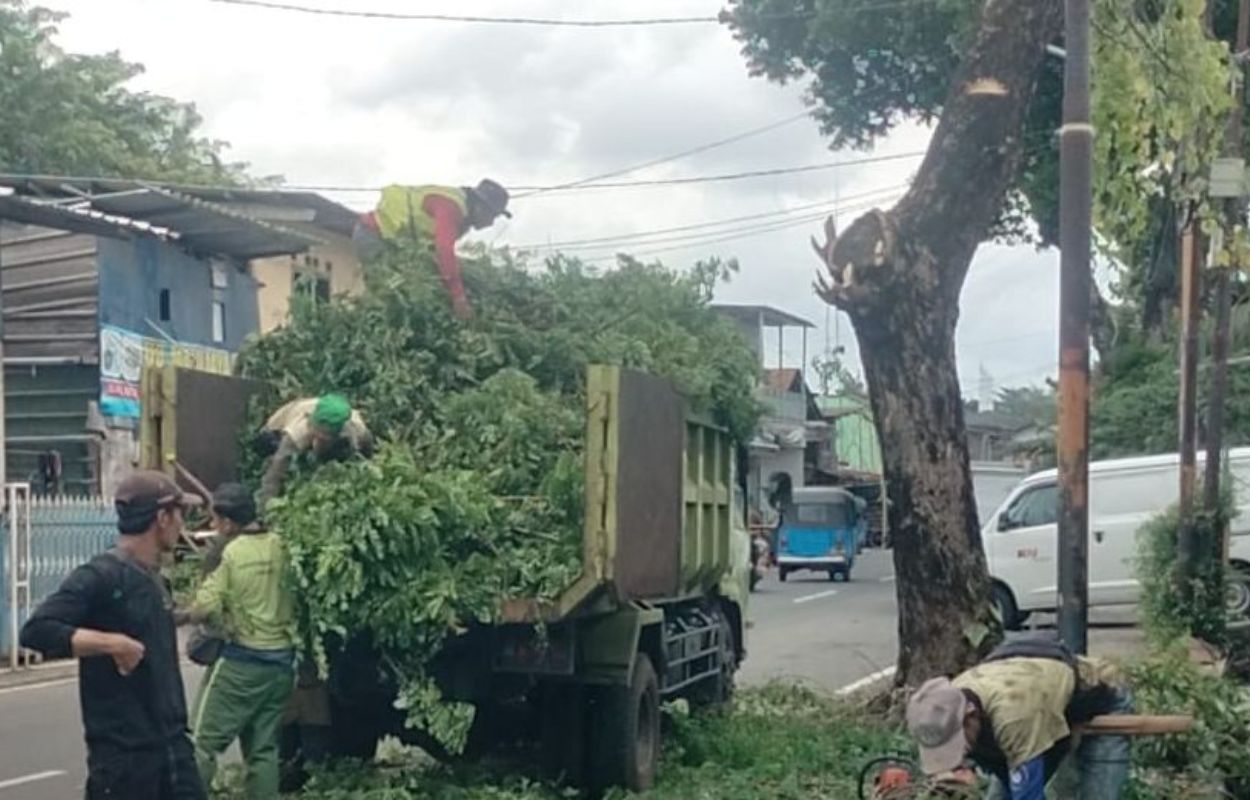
[
  {"x1": 1204, "y1": 0, "x2": 1250, "y2": 550},
  {"x1": 1057, "y1": 0, "x2": 1093, "y2": 654}
]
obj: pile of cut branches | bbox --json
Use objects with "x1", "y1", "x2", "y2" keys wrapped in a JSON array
[{"x1": 236, "y1": 247, "x2": 759, "y2": 750}]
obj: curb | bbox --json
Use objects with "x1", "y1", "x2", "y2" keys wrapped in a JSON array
[{"x1": 0, "y1": 661, "x2": 77, "y2": 692}]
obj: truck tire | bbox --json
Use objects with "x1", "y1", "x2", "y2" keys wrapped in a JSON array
[
  {"x1": 589, "y1": 654, "x2": 660, "y2": 793},
  {"x1": 779, "y1": 567, "x2": 789, "y2": 582}
]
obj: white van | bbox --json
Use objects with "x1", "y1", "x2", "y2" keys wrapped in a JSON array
[{"x1": 984, "y1": 447, "x2": 1250, "y2": 629}]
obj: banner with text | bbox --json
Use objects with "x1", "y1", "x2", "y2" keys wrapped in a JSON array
[{"x1": 99, "y1": 324, "x2": 235, "y2": 419}]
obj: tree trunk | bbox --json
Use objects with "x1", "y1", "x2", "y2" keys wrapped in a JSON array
[{"x1": 813, "y1": 0, "x2": 1064, "y2": 685}]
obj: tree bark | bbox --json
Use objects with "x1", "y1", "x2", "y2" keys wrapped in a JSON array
[{"x1": 813, "y1": 0, "x2": 1064, "y2": 685}]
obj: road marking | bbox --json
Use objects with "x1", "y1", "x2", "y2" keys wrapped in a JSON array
[
  {"x1": 793, "y1": 589, "x2": 838, "y2": 604},
  {"x1": 0, "y1": 677, "x2": 77, "y2": 696},
  {"x1": 0, "y1": 771, "x2": 66, "y2": 790},
  {"x1": 836, "y1": 666, "x2": 897, "y2": 696},
  {"x1": 880, "y1": 574, "x2": 896, "y2": 583}
]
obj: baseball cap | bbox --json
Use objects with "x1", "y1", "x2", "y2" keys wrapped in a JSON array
[
  {"x1": 115, "y1": 471, "x2": 199, "y2": 532},
  {"x1": 906, "y1": 677, "x2": 971, "y2": 775},
  {"x1": 311, "y1": 394, "x2": 352, "y2": 434},
  {"x1": 212, "y1": 482, "x2": 257, "y2": 526}
]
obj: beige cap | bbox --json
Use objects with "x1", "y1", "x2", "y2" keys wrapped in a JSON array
[{"x1": 905, "y1": 677, "x2": 970, "y2": 775}]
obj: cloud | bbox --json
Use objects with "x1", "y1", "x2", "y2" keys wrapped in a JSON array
[{"x1": 47, "y1": 0, "x2": 1060, "y2": 394}]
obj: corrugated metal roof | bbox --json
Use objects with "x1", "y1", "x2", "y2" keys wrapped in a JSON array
[
  {"x1": 711, "y1": 303, "x2": 815, "y2": 329},
  {"x1": 0, "y1": 178, "x2": 318, "y2": 259},
  {"x1": 0, "y1": 195, "x2": 167, "y2": 241},
  {"x1": 79, "y1": 186, "x2": 318, "y2": 259},
  {"x1": 0, "y1": 175, "x2": 359, "y2": 238}
]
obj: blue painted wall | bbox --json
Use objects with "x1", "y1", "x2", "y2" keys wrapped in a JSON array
[{"x1": 96, "y1": 236, "x2": 259, "y2": 351}]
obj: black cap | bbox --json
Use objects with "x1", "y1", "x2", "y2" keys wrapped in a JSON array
[
  {"x1": 115, "y1": 471, "x2": 198, "y2": 533},
  {"x1": 212, "y1": 483, "x2": 257, "y2": 526},
  {"x1": 469, "y1": 179, "x2": 512, "y2": 219}
]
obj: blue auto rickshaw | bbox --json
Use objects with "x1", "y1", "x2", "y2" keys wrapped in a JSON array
[{"x1": 776, "y1": 487, "x2": 866, "y2": 582}]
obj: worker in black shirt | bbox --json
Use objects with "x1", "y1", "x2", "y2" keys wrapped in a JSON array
[{"x1": 21, "y1": 471, "x2": 206, "y2": 800}]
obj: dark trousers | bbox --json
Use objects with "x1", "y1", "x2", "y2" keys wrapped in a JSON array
[{"x1": 85, "y1": 735, "x2": 206, "y2": 800}]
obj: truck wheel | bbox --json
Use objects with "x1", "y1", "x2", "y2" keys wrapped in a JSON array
[
  {"x1": 779, "y1": 567, "x2": 789, "y2": 583},
  {"x1": 1226, "y1": 566, "x2": 1250, "y2": 619},
  {"x1": 589, "y1": 654, "x2": 660, "y2": 793}
]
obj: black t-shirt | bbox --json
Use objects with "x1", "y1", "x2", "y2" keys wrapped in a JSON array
[{"x1": 20, "y1": 549, "x2": 189, "y2": 751}]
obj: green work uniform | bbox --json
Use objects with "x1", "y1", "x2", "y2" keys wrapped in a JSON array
[{"x1": 191, "y1": 531, "x2": 295, "y2": 799}]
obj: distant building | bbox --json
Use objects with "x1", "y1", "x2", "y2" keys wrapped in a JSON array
[
  {"x1": 167, "y1": 188, "x2": 364, "y2": 333},
  {"x1": 0, "y1": 181, "x2": 314, "y2": 494},
  {"x1": 711, "y1": 304, "x2": 826, "y2": 518}
]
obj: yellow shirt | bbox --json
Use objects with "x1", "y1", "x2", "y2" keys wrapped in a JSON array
[
  {"x1": 953, "y1": 656, "x2": 1123, "y2": 769},
  {"x1": 193, "y1": 532, "x2": 294, "y2": 651}
]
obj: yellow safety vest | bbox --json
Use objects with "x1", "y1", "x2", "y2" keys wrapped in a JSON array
[{"x1": 374, "y1": 185, "x2": 468, "y2": 241}]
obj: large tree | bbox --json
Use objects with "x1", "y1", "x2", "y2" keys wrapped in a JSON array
[
  {"x1": 0, "y1": 1, "x2": 247, "y2": 183},
  {"x1": 726, "y1": 0, "x2": 1064, "y2": 683}
]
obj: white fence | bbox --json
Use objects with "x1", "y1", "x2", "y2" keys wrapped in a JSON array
[{"x1": 1, "y1": 487, "x2": 117, "y2": 666}]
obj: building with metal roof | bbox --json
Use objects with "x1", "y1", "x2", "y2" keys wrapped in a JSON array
[{"x1": 0, "y1": 182, "x2": 317, "y2": 495}]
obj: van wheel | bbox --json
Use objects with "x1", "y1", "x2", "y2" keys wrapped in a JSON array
[
  {"x1": 589, "y1": 654, "x2": 660, "y2": 793},
  {"x1": 993, "y1": 584, "x2": 1022, "y2": 631},
  {"x1": 1226, "y1": 567, "x2": 1250, "y2": 619}
]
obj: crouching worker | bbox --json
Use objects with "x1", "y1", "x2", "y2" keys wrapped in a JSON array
[
  {"x1": 255, "y1": 394, "x2": 372, "y2": 512},
  {"x1": 905, "y1": 637, "x2": 1133, "y2": 800},
  {"x1": 184, "y1": 484, "x2": 295, "y2": 799}
]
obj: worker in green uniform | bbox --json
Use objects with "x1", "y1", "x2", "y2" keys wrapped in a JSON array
[
  {"x1": 184, "y1": 484, "x2": 295, "y2": 799},
  {"x1": 255, "y1": 393, "x2": 372, "y2": 512}
]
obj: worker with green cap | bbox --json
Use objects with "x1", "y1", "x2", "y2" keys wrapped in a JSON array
[
  {"x1": 255, "y1": 394, "x2": 373, "y2": 512},
  {"x1": 253, "y1": 395, "x2": 371, "y2": 787}
]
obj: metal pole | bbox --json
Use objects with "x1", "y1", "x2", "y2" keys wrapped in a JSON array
[
  {"x1": 1057, "y1": 0, "x2": 1093, "y2": 655},
  {"x1": 1177, "y1": 221, "x2": 1200, "y2": 585},
  {"x1": 1204, "y1": 0, "x2": 1249, "y2": 554}
]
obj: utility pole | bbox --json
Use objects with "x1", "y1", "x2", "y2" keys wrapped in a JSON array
[
  {"x1": 1204, "y1": 0, "x2": 1250, "y2": 562},
  {"x1": 1057, "y1": 0, "x2": 1093, "y2": 655},
  {"x1": 1177, "y1": 220, "x2": 1201, "y2": 585}
]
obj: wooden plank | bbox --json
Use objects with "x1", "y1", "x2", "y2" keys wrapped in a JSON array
[{"x1": 1076, "y1": 714, "x2": 1194, "y2": 736}]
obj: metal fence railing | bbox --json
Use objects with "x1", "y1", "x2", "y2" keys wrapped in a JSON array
[{"x1": 2, "y1": 489, "x2": 117, "y2": 667}]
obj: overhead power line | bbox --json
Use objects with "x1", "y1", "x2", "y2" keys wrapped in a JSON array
[
  {"x1": 207, "y1": 0, "x2": 942, "y2": 25},
  {"x1": 512, "y1": 111, "x2": 815, "y2": 199},
  {"x1": 207, "y1": 0, "x2": 720, "y2": 26},
  {"x1": 583, "y1": 193, "x2": 905, "y2": 264},
  {"x1": 517, "y1": 184, "x2": 907, "y2": 251},
  {"x1": 515, "y1": 153, "x2": 924, "y2": 195},
  {"x1": 0, "y1": 151, "x2": 924, "y2": 199}
]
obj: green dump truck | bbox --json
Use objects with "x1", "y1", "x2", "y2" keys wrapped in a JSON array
[{"x1": 327, "y1": 365, "x2": 751, "y2": 792}]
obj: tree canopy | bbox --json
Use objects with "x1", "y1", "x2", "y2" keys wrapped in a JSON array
[
  {"x1": 723, "y1": 0, "x2": 1240, "y2": 320},
  {"x1": 0, "y1": 1, "x2": 247, "y2": 183}
]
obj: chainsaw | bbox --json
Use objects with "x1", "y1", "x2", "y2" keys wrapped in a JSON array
[{"x1": 857, "y1": 756, "x2": 981, "y2": 800}]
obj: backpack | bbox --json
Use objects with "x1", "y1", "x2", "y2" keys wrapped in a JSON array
[{"x1": 982, "y1": 634, "x2": 1114, "y2": 723}]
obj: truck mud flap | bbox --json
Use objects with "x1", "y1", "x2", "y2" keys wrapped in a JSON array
[{"x1": 493, "y1": 623, "x2": 576, "y2": 676}]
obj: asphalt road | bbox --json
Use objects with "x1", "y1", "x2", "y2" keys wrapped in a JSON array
[
  {"x1": 0, "y1": 550, "x2": 901, "y2": 799},
  {"x1": 739, "y1": 548, "x2": 898, "y2": 691}
]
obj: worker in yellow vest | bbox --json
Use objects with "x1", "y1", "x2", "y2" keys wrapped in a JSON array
[{"x1": 353, "y1": 180, "x2": 512, "y2": 318}]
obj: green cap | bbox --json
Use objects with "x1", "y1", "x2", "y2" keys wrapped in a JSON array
[{"x1": 311, "y1": 393, "x2": 352, "y2": 434}]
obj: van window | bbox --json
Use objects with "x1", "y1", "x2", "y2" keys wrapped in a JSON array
[
  {"x1": 1091, "y1": 469, "x2": 1175, "y2": 518},
  {"x1": 1001, "y1": 484, "x2": 1058, "y2": 530},
  {"x1": 792, "y1": 503, "x2": 852, "y2": 527}
]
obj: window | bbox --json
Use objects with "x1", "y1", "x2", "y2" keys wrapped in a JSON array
[
  {"x1": 159, "y1": 289, "x2": 171, "y2": 322},
  {"x1": 211, "y1": 262, "x2": 229, "y2": 289},
  {"x1": 211, "y1": 301, "x2": 226, "y2": 344},
  {"x1": 793, "y1": 503, "x2": 852, "y2": 526},
  {"x1": 1000, "y1": 484, "x2": 1059, "y2": 531},
  {"x1": 295, "y1": 272, "x2": 331, "y2": 304}
]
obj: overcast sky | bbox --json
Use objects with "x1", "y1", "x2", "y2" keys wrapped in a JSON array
[{"x1": 50, "y1": 0, "x2": 1062, "y2": 399}]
